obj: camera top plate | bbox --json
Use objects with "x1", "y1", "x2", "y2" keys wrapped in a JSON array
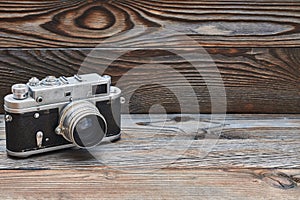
[{"x1": 4, "y1": 73, "x2": 121, "y2": 114}]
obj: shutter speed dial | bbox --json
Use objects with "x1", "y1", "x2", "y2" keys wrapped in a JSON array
[{"x1": 41, "y1": 76, "x2": 60, "y2": 86}]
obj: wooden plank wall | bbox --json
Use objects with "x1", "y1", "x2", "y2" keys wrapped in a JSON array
[{"x1": 0, "y1": 0, "x2": 299, "y2": 113}]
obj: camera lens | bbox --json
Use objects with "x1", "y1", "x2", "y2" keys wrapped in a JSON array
[
  {"x1": 59, "y1": 101, "x2": 107, "y2": 148},
  {"x1": 73, "y1": 115, "x2": 106, "y2": 147}
]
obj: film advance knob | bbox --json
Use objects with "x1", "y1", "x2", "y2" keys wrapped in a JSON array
[{"x1": 12, "y1": 84, "x2": 29, "y2": 100}]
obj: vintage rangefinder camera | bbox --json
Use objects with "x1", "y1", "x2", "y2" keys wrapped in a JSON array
[{"x1": 4, "y1": 73, "x2": 122, "y2": 157}]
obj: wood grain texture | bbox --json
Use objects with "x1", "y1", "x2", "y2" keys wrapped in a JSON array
[
  {"x1": 0, "y1": 0, "x2": 299, "y2": 47},
  {"x1": 0, "y1": 1, "x2": 299, "y2": 198},
  {"x1": 0, "y1": 114, "x2": 299, "y2": 199},
  {"x1": 0, "y1": 114, "x2": 299, "y2": 169},
  {"x1": 0, "y1": 169, "x2": 299, "y2": 199},
  {"x1": 0, "y1": 48, "x2": 299, "y2": 114}
]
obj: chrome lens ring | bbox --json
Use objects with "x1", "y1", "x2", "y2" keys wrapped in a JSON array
[{"x1": 59, "y1": 101, "x2": 107, "y2": 148}]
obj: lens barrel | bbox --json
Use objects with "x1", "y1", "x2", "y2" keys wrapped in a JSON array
[{"x1": 59, "y1": 101, "x2": 107, "y2": 148}]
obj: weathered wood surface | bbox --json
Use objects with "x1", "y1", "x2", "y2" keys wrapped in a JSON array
[
  {"x1": 0, "y1": 48, "x2": 299, "y2": 114},
  {"x1": 0, "y1": 114, "x2": 299, "y2": 169},
  {"x1": 0, "y1": 0, "x2": 299, "y2": 47},
  {"x1": 0, "y1": 169, "x2": 299, "y2": 199},
  {"x1": 0, "y1": 114, "x2": 299, "y2": 199}
]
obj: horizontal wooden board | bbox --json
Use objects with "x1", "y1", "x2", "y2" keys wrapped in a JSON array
[
  {"x1": 0, "y1": 168, "x2": 299, "y2": 199},
  {"x1": 0, "y1": 114, "x2": 299, "y2": 169},
  {"x1": 0, "y1": 114, "x2": 300, "y2": 199},
  {"x1": 0, "y1": 48, "x2": 299, "y2": 113},
  {"x1": 0, "y1": 0, "x2": 299, "y2": 47}
]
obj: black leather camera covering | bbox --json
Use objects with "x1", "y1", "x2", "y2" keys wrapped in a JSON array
[
  {"x1": 96, "y1": 97, "x2": 121, "y2": 137},
  {"x1": 5, "y1": 98, "x2": 121, "y2": 153},
  {"x1": 5, "y1": 108, "x2": 70, "y2": 152}
]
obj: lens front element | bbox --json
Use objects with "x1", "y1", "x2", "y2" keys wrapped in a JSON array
[
  {"x1": 59, "y1": 101, "x2": 107, "y2": 148},
  {"x1": 73, "y1": 115, "x2": 106, "y2": 147}
]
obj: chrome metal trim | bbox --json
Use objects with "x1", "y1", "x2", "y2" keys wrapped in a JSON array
[
  {"x1": 74, "y1": 74, "x2": 82, "y2": 82},
  {"x1": 6, "y1": 144, "x2": 74, "y2": 158},
  {"x1": 5, "y1": 73, "x2": 118, "y2": 113},
  {"x1": 6, "y1": 133, "x2": 121, "y2": 158},
  {"x1": 4, "y1": 87, "x2": 121, "y2": 114},
  {"x1": 59, "y1": 76, "x2": 69, "y2": 84}
]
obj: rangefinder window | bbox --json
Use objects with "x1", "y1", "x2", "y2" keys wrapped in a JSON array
[
  {"x1": 92, "y1": 84, "x2": 108, "y2": 95},
  {"x1": 65, "y1": 91, "x2": 71, "y2": 97}
]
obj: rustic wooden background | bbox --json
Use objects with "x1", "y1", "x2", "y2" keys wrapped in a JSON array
[
  {"x1": 0, "y1": 1, "x2": 300, "y2": 199},
  {"x1": 0, "y1": 0, "x2": 299, "y2": 114}
]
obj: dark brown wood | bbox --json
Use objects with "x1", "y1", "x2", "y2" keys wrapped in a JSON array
[
  {"x1": 0, "y1": 48, "x2": 299, "y2": 114},
  {"x1": 0, "y1": 0, "x2": 298, "y2": 47},
  {"x1": 0, "y1": 0, "x2": 299, "y2": 114},
  {"x1": 0, "y1": 114, "x2": 299, "y2": 199}
]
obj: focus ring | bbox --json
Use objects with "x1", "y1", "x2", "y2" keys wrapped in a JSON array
[{"x1": 59, "y1": 101, "x2": 107, "y2": 148}]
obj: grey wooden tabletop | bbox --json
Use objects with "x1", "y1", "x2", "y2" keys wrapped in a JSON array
[{"x1": 0, "y1": 114, "x2": 299, "y2": 199}]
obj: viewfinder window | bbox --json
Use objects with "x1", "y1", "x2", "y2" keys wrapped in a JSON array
[{"x1": 92, "y1": 84, "x2": 107, "y2": 95}]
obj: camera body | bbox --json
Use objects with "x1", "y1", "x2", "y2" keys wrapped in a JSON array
[{"x1": 4, "y1": 73, "x2": 121, "y2": 157}]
